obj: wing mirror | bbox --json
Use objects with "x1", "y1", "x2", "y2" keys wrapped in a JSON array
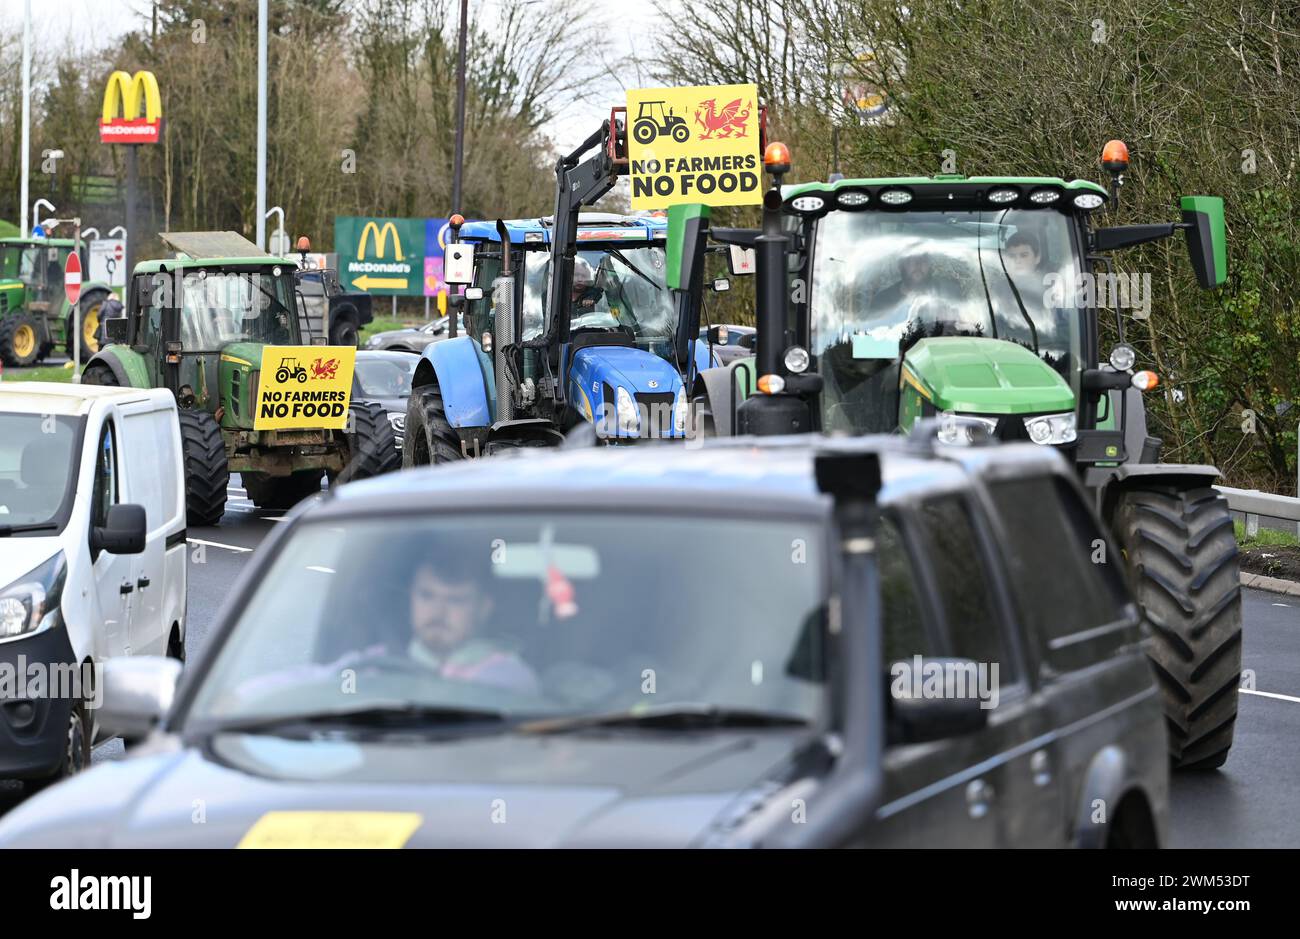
[
  {"x1": 885, "y1": 657, "x2": 992, "y2": 744},
  {"x1": 91, "y1": 504, "x2": 147, "y2": 555},
  {"x1": 95, "y1": 656, "x2": 183, "y2": 741},
  {"x1": 104, "y1": 317, "x2": 129, "y2": 345}
]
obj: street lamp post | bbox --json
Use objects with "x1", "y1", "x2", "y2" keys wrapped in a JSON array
[
  {"x1": 20, "y1": 0, "x2": 32, "y2": 236},
  {"x1": 451, "y1": 0, "x2": 468, "y2": 217},
  {"x1": 255, "y1": 0, "x2": 268, "y2": 249}
]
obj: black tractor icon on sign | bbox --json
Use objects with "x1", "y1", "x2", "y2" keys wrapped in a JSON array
[
  {"x1": 632, "y1": 101, "x2": 691, "y2": 145},
  {"x1": 276, "y1": 357, "x2": 309, "y2": 383}
]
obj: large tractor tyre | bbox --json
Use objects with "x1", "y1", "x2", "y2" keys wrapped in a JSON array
[
  {"x1": 0, "y1": 315, "x2": 42, "y2": 368},
  {"x1": 329, "y1": 313, "x2": 360, "y2": 348},
  {"x1": 403, "y1": 385, "x2": 463, "y2": 468},
  {"x1": 244, "y1": 470, "x2": 323, "y2": 509},
  {"x1": 68, "y1": 291, "x2": 108, "y2": 363},
  {"x1": 1113, "y1": 486, "x2": 1242, "y2": 770},
  {"x1": 340, "y1": 401, "x2": 401, "y2": 482},
  {"x1": 178, "y1": 410, "x2": 229, "y2": 526},
  {"x1": 80, "y1": 362, "x2": 121, "y2": 386}
]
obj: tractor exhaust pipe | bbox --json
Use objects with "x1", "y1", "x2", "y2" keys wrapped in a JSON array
[{"x1": 493, "y1": 220, "x2": 515, "y2": 421}]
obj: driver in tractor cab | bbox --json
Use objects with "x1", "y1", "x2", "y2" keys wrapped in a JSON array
[{"x1": 570, "y1": 257, "x2": 603, "y2": 315}]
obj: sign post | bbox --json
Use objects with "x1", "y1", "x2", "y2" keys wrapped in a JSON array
[
  {"x1": 99, "y1": 70, "x2": 162, "y2": 279},
  {"x1": 64, "y1": 221, "x2": 83, "y2": 382}
]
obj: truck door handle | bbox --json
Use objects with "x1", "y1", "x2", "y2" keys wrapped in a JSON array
[
  {"x1": 119, "y1": 582, "x2": 134, "y2": 595},
  {"x1": 965, "y1": 779, "x2": 994, "y2": 819},
  {"x1": 137, "y1": 576, "x2": 151, "y2": 589}
]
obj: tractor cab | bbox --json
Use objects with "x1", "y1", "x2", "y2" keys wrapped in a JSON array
[
  {"x1": 0, "y1": 236, "x2": 112, "y2": 367},
  {"x1": 105, "y1": 248, "x2": 301, "y2": 423}
]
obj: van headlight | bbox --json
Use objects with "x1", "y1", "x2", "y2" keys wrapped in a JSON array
[
  {"x1": 0, "y1": 552, "x2": 67, "y2": 640},
  {"x1": 1023, "y1": 412, "x2": 1077, "y2": 445}
]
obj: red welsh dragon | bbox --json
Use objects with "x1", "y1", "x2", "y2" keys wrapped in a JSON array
[{"x1": 694, "y1": 98, "x2": 752, "y2": 140}]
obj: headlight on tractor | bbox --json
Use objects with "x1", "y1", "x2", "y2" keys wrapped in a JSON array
[
  {"x1": 1023, "y1": 412, "x2": 1077, "y2": 445},
  {"x1": 937, "y1": 414, "x2": 999, "y2": 446},
  {"x1": 615, "y1": 387, "x2": 639, "y2": 435},
  {"x1": 673, "y1": 387, "x2": 687, "y2": 435},
  {"x1": 0, "y1": 552, "x2": 67, "y2": 641}
]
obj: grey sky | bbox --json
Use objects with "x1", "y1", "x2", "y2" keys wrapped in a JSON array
[{"x1": 3, "y1": 0, "x2": 666, "y2": 153}]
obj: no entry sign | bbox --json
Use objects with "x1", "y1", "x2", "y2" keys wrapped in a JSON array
[{"x1": 64, "y1": 251, "x2": 82, "y2": 306}]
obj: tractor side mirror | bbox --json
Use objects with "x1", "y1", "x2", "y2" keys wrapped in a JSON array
[
  {"x1": 726, "y1": 244, "x2": 756, "y2": 277},
  {"x1": 738, "y1": 333, "x2": 756, "y2": 350},
  {"x1": 105, "y1": 318, "x2": 129, "y2": 345},
  {"x1": 444, "y1": 243, "x2": 475, "y2": 285},
  {"x1": 707, "y1": 324, "x2": 729, "y2": 345},
  {"x1": 1180, "y1": 195, "x2": 1227, "y2": 289}
]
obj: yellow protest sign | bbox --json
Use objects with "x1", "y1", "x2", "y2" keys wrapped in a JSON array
[
  {"x1": 626, "y1": 84, "x2": 762, "y2": 211},
  {"x1": 254, "y1": 345, "x2": 356, "y2": 431},
  {"x1": 238, "y1": 812, "x2": 424, "y2": 849}
]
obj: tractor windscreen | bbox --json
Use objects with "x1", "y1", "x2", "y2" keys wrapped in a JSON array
[
  {"x1": 524, "y1": 245, "x2": 678, "y2": 355},
  {"x1": 0, "y1": 245, "x2": 40, "y2": 282},
  {"x1": 178, "y1": 269, "x2": 298, "y2": 351},
  {"x1": 808, "y1": 208, "x2": 1083, "y2": 432}
]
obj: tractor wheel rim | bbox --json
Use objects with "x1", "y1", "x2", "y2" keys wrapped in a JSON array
[
  {"x1": 14, "y1": 324, "x2": 35, "y2": 358},
  {"x1": 83, "y1": 305, "x2": 101, "y2": 352}
]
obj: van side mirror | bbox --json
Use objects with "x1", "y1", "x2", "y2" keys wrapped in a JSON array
[
  {"x1": 1180, "y1": 195, "x2": 1226, "y2": 289},
  {"x1": 92, "y1": 503, "x2": 147, "y2": 555},
  {"x1": 886, "y1": 658, "x2": 991, "y2": 744},
  {"x1": 105, "y1": 318, "x2": 129, "y2": 345}
]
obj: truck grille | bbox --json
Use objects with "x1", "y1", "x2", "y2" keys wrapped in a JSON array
[{"x1": 636, "y1": 392, "x2": 675, "y2": 437}]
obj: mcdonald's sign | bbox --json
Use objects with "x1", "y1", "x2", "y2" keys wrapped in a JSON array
[
  {"x1": 99, "y1": 70, "x2": 162, "y2": 144},
  {"x1": 335, "y1": 216, "x2": 423, "y2": 295},
  {"x1": 358, "y1": 221, "x2": 404, "y2": 261}
]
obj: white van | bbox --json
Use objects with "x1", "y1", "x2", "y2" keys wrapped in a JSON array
[{"x1": 0, "y1": 382, "x2": 186, "y2": 790}]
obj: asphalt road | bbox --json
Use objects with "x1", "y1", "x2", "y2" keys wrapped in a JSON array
[{"x1": 1, "y1": 483, "x2": 1297, "y2": 844}]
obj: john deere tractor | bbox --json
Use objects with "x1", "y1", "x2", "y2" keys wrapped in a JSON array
[
  {"x1": 689, "y1": 140, "x2": 1242, "y2": 770},
  {"x1": 0, "y1": 235, "x2": 114, "y2": 366},
  {"x1": 81, "y1": 231, "x2": 399, "y2": 524}
]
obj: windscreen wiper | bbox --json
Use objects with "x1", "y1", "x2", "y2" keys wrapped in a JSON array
[
  {"x1": 518, "y1": 703, "x2": 810, "y2": 735},
  {"x1": 0, "y1": 522, "x2": 59, "y2": 537},
  {"x1": 606, "y1": 248, "x2": 661, "y2": 291},
  {"x1": 205, "y1": 702, "x2": 510, "y2": 737}
]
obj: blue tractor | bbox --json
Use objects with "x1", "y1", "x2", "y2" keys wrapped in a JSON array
[{"x1": 404, "y1": 115, "x2": 724, "y2": 463}]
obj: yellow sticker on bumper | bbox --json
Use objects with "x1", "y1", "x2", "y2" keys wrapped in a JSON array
[{"x1": 237, "y1": 811, "x2": 423, "y2": 849}]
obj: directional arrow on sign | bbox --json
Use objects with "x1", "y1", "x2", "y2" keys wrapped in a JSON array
[
  {"x1": 352, "y1": 275, "x2": 409, "y2": 291},
  {"x1": 64, "y1": 251, "x2": 82, "y2": 306}
]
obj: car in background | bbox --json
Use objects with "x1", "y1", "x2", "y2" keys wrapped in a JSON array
[
  {"x1": 352, "y1": 351, "x2": 418, "y2": 450},
  {"x1": 0, "y1": 433, "x2": 1166, "y2": 848},
  {"x1": 700, "y1": 324, "x2": 754, "y2": 367},
  {"x1": 365, "y1": 314, "x2": 464, "y2": 354},
  {"x1": 0, "y1": 383, "x2": 187, "y2": 794}
]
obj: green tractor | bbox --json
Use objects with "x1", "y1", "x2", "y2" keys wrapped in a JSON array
[
  {"x1": 688, "y1": 139, "x2": 1241, "y2": 770},
  {"x1": 0, "y1": 235, "x2": 115, "y2": 366},
  {"x1": 81, "y1": 231, "x2": 399, "y2": 524}
]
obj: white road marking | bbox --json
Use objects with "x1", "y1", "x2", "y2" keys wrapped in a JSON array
[
  {"x1": 1242, "y1": 688, "x2": 1300, "y2": 705},
  {"x1": 187, "y1": 537, "x2": 253, "y2": 554},
  {"x1": 1272, "y1": 602, "x2": 1291, "y2": 608}
]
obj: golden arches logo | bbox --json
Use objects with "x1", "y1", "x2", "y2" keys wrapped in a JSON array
[
  {"x1": 358, "y1": 221, "x2": 404, "y2": 261},
  {"x1": 99, "y1": 71, "x2": 162, "y2": 144}
]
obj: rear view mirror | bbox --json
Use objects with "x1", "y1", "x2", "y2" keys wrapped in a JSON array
[
  {"x1": 92, "y1": 503, "x2": 147, "y2": 555},
  {"x1": 95, "y1": 656, "x2": 183, "y2": 741},
  {"x1": 104, "y1": 317, "x2": 129, "y2": 345},
  {"x1": 738, "y1": 333, "x2": 756, "y2": 350},
  {"x1": 727, "y1": 244, "x2": 756, "y2": 276},
  {"x1": 707, "y1": 324, "x2": 729, "y2": 345},
  {"x1": 1180, "y1": 195, "x2": 1226, "y2": 289},
  {"x1": 444, "y1": 243, "x2": 475, "y2": 285},
  {"x1": 886, "y1": 657, "x2": 991, "y2": 744},
  {"x1": 493, "y1": 544, "x2": 600, "y2": 580}
]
